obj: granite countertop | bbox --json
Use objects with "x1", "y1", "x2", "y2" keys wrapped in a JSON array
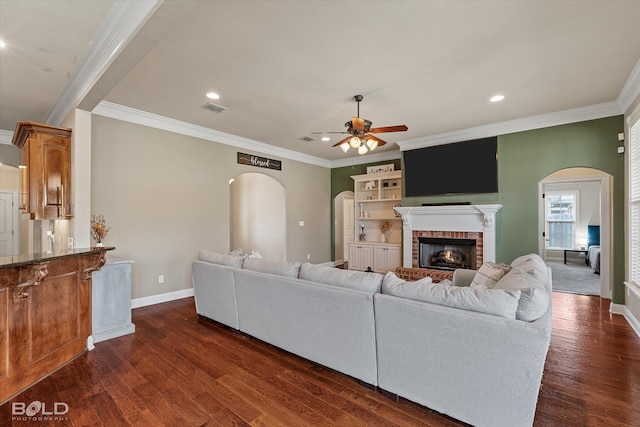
[{"x1": 0, "y1": 247, "x2": 115, "y2": 269}]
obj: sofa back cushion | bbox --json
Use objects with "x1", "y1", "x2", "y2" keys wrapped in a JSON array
[
  {"x1": 299, "y1": 263, "x2": 383, "y2": 293},
  {"x1": 382, "y1": 272, "x2": 521, "y2": 319},
  {"x1": 493, "y1": 268, "x2": 550, "y2": 321},
  {"x1": 243, "y1": 258, "x2": 302, "y2": 278},
  {"x1": 199, "y1": 249, "x2": 245, "y2": 268}
]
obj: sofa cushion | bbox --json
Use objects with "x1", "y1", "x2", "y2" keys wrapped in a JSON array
[
  {"x1": 199, "y1": 249, "x2": 245, "y2": 268},
  {"x1": 242, "y1": 258, "x2": 302, "y2": 278},
  {"x1": 382, "y1": 271, "x2": 521, "y2": 319},
  {"x1": 299, "y1": 263, "x2": 383, "y2": 293},
  {"x1": 510, "y1": 254, "x2": 548, "y2": 281},
  {"x1": 493, "y1": 268, "x2": 549, "y2": 321},
  {"x1": 470, "y1": 262, "x2": 511, "y2": 290}
]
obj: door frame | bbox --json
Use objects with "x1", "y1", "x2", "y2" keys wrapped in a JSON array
[{"x1": 538, "y1": 171, "x2": 612, "y2": 299}]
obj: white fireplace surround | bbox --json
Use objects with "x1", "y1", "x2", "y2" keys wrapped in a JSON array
[{"x1": 394, "y1": 205, "x2": 502, "y2": 268}]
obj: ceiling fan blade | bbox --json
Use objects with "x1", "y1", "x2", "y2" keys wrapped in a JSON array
[
  {"x1": 369, "y1": 125, "x2": 408, "y2": 133},
  {"x1": 332, "y1": 135, "x2": 352, "y2": 147},
  {"x1": 352, "y1": 117, "x2": 365, "y2": 131},
  {"x1": 365, "y1": 134, "x2": 388, "y2": 147}
]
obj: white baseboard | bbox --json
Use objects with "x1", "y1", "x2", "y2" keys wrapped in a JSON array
[
  {"x1": 131, "y1": 287, "x2": 194, "y2": 309},
  {"x1": 610, "y1": 302, "x2": 640, "y2": 339}
]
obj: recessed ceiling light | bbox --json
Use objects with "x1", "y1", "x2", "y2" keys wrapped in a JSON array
[
  {"x1": 206, "y1": 92, "x2": 220, "y2": 100},
  {"x1": 0, "y1": 39, "x2": 6, "y2": 48},
  {"x1": 490, "y1": 94, "x2": 505, "y2": 103},
  {"x1": 321, "y1": 137, "x2": 330, "y2": 141}
]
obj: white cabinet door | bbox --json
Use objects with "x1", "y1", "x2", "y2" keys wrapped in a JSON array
[
  {"x1": 373, "y1": 244, "x2": 402, "y2": 273},
  {"x1": 349, "y1": 243, "x2": 374, "y2": 271}
]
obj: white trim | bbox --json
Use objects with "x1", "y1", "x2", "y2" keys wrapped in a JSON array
[
  {"x1": 610, "y1": 301, "x2": 640, "y2": 339},
  {"x1": 330, "y1": 150, "x2": 401, "y2": 168},
  {"x1": 93, "y1": 101, "x2": 333, "y2": 168},
  {"x1": 397, "y1": 102, "x2": 622, "y2": 152},
  {"x1": 131, "y1": 287, "x2": 194, "y2": 309},
  {"x1": 46, "y1": 0, "x2": 162, "y2": 126},
  {"x1": 618, "y1": 58, "x2": 640, "y2": 113}
]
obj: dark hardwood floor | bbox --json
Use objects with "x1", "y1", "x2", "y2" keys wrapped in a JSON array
[{"x1": 2, "y1": 292, "x2": 639, "y2": 426}]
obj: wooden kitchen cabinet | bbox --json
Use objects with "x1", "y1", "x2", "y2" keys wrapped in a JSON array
[{"x1": 12, "y1": 122, "x2": 72, "y2": 220}]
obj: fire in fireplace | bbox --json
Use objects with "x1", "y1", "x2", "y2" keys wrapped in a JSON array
[{"x1": 418, "y1": 237, "x2": 477, "y2": 270}]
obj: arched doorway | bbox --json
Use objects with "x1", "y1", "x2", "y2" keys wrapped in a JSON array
[
  {"x1": 538, "y1": 167, "x2": 612, "y2": 298},
  {"x1": 229, "y1": 172, "x2": 286, "y2": 261}
]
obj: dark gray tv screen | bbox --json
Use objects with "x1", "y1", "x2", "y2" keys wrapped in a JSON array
[{"x1": 403, "y1": 137, "x2": 498, "y2": 197}]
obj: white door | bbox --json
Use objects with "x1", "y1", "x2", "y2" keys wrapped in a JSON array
[
  {"x1": 0, "y1": 191, "x2": 18, "y2": 257},
  {"x1": 343, "y1": 198, "x2": 354, "y2": 260}
]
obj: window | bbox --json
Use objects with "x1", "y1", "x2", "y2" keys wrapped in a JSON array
[
  {"x1": 546, "y1": 191, "x2": 578, "y2": 249},
  {"x1": 630, "y1": 113, "x2": 640, "y2": 286}
]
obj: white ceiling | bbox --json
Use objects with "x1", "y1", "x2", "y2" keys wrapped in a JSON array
[{"x1": 1, "y1": 0, "x2": 639, "y2": 165}]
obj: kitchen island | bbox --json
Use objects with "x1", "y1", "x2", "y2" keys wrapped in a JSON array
[{"x1": 0, "y1": 247, "x2": 113, "y2": 404}]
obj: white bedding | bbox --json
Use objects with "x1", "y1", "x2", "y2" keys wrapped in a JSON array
[{"x1": 587, "y1": 245, "x2": 601, "y2": 274}]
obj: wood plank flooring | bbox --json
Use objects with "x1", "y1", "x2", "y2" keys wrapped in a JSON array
[{"x1": 1, "y1": 292, "x2": 639, "y2": 426}]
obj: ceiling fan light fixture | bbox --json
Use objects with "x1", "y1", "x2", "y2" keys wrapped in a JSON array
[
  {"x1": 349, "y1": 136, "x2": 361, "y2": 148},
  {"x1": 340, "y1": 142, "x2": 350, "y2": 153},
  {"x1": 358, "y1": 144, "x2": 368, "y2": 155},
  {"x1": 366, "y1": 138, "x2": 378, "y2": 151}
]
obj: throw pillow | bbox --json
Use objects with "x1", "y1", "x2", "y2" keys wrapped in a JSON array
[
  {"x1": 470, "y1": 262, "x2": 511, "y2": 290},
  {"x1": 382, "y1": 271, "x2": 520, "y2": 319},
  {"x1": 493, "y1": 268, "x2": 550, "y2": 321},
  {"x1": 299, "y1": 263, "x2": 384, "y2": 293}
]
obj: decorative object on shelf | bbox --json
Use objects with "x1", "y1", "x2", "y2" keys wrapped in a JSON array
[
  {"x1": 379, "y1": 220, "x2": 391, "y2": 243},
  {"x1": 364, "y1": 210, "x2": 369, "y2": 218},
  {"x1": 359, "y1": 225, "x2": 366, "y2": 242},
  {"x1": 91, "y1": 214, "x2": 111, "y2": 247},
  {"x1": 311, "y1": 95, "x2": 407, "y2": 155},
  {"x1": 365, "y1": 180, "x2": 375, "y2": 190},
  {"x1": 367, "y1": 163, "x2": 395, "y2": 174}
]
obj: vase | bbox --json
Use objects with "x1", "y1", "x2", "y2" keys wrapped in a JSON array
[
  {"x1": 95, "y1": 242, "x2": 104, "y2": 247},
  {"x1": 381, "y1": 233, "x2": 386, "y2": 243}
]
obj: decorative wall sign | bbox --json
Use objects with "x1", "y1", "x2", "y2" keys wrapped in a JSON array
[{"x1": 237, "y1": 152, "x2": 282, "y2": 171}]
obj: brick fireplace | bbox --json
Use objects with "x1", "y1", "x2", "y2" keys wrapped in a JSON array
[{"x1": 394, "y1": 205, "x2": 502, "y2": 278}]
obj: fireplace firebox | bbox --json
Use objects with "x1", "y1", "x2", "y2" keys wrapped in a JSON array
[{"x1": 418, "y1": 237, "x2": 477, "y2": 270}]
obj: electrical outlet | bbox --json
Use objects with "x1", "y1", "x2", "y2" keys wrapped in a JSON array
[
  {"x1": 158, "y1": 275, "x2": 164, "y2": 284},
  {"x1": 307, "y1": 254, "x2": 311, "y2": 260}
]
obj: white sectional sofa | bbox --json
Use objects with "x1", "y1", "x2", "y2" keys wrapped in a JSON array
[{"x1": 192, "y1": 250, "x2": 552, "y2": 427}]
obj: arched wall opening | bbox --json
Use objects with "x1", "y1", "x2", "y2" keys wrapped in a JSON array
[
  {"x1": 539, "y1": 167, "x2": 613, "y2": 298},
  {"x1": 230, "y1": 172, "x2": 286, "y2": 261}
]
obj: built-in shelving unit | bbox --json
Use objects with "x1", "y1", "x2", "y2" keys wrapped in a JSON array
[{"x1": 349, "y1": 170, "x2": 402, "y2": 272}]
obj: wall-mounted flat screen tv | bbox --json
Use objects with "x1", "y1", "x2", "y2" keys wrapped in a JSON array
[{"x1": 403, "y1": 136, "x2": 498, "y2": 197}]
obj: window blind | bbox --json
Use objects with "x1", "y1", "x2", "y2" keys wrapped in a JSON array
[{"x1": 630, "y1": 116, "x2": 640, "y2": 285}]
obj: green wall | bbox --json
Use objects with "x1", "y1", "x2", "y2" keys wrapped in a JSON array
[{"x1": 330, "y1": 116, "x2": 626, "y2": 303}]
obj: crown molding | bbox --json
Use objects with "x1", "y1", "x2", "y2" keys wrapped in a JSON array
[
  {"x1": 92, "y1": 101, "x2": 333, "y2": 168},
  {"x1": 45, "y1": 0, "x2": 162, "y2": 126},
  {"x1": 618, "y1": 58, "x2": 640, "y2": 113},
  {"x1": 397, "y1": 101, "x2": 623, "y2": 151},
  {"x1": 329, "y1": 149, "x2": 401, "y2": 169},
  {"x1": 0, "y1": 130, "x2": 13, "y2": 145}
]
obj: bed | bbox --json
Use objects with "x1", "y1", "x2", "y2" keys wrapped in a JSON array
[{"x1": 586, "y1": 225, "x2": 600, "y2": 274}]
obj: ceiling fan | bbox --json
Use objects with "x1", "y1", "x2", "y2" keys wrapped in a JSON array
[{"x1": 312, "y1": 95, "x2": 408, "y2": 155}]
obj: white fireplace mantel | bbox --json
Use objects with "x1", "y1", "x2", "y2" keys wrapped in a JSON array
[{"x1": 394, "y1": 204, "x2": 502, "y2": 268}]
